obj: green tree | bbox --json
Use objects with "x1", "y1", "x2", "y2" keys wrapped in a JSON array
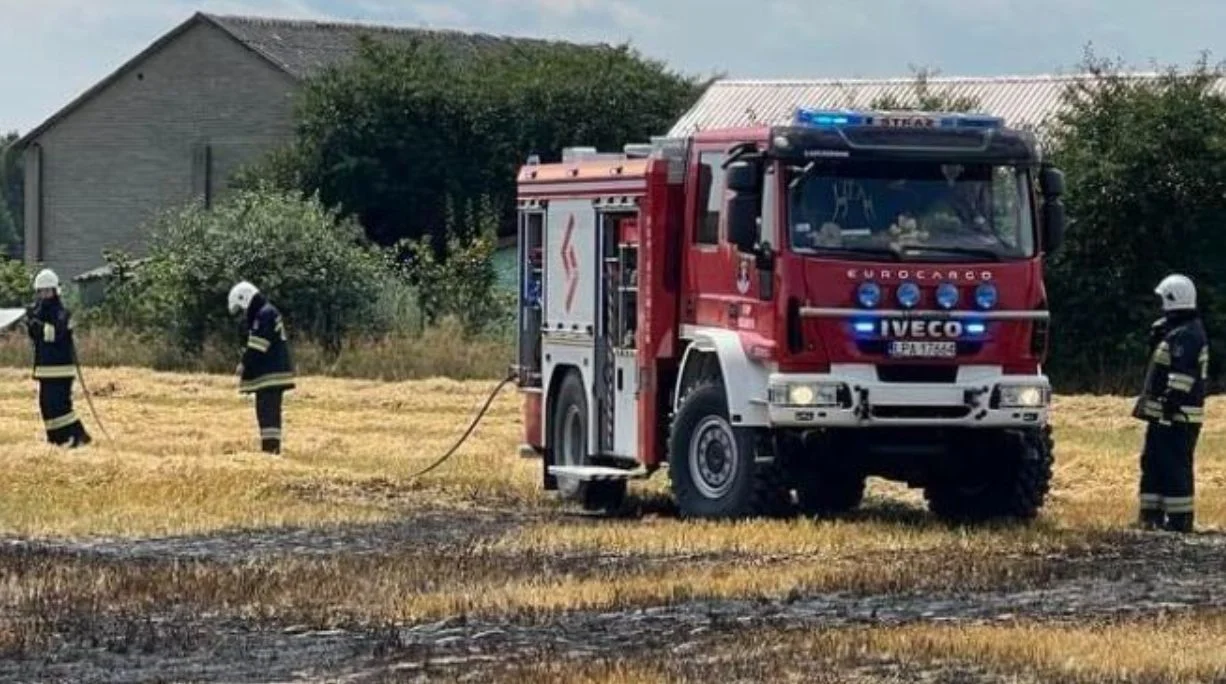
[
  {"x1": 1045, "y1": 51, "x2": 1226, "y2": 391},
  {"x1": 0, "y1": 201, "x2": 16, "y2": 256},
  {"x1": 0, "y1": 132, "x2": 22, "y2": 257},
  {"x1": 866, "y1": 66, "x2": 982, "y2": 111},
  {"x1": 244, "y1": 35, "x2": 704, "y2": 253}
]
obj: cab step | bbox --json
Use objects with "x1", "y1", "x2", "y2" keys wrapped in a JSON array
[{"x1": 547, "y1": 465, "x2": 649, "y2": 481}]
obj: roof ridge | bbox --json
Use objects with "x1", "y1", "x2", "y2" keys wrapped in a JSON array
[
  {"x1": 711, "y1": 71, "x2": 1185, "y2": 86},
  {"x1": 203, "y1": 12, "x2": 431, "y2": 34}
]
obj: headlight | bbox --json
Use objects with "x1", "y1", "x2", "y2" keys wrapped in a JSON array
[
  {"x1": 769, "y1": 382, "x2": 844, "y2": 407},
  {"x1": 997, "y1": 384, "x2": 1049, "y2": 408},
  {"x1": 936, "y1": 282, "x2": 959, "y2": 309},
  {"x1": 896, "y1": 281, "x2": 921, "y2": 309},
  {"x1": 857, "y1": 281, "x2": 881, "y2": 308},
  {"x1": 975, "y1": 282, "x2": 998, "y2": 310}
]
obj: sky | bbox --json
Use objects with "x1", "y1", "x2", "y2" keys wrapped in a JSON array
[{"x1": 2, "y1": 0, "x2": 1225, "y2": 134}]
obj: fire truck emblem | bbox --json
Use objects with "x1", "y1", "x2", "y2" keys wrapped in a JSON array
[
  {"x1": 735, "y1": 257, "x2": 751, "y2": 295},
  {"x1": 560, "y1": 215, "x2": 579, "y2": 312}
]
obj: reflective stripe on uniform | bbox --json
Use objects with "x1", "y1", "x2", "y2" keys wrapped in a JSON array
[
  {"x1": 1139, "y1": 492, "x2": 1162, "y2": 511},
  {"x1": 1163, "y1": 496, "x2": 1195, "y2": 514},
  {"x1": 1175, "y1": 406, "x2": 1204, "y2": 424},
  {"x1": 1167, "y1": 372, "x2": 1196, "y2": 392},
  {"x1": 260, "y1": 428, "x2": 283, "y2": 440},
  {"x1": 34, "y1": 365, "x2": 76, "y2": 379},
  {"x1": 1153, "y1": 342, "x2": 1171, "y2": 365},
  {"x1": 239, "y1": 372, "x2": 295, "y2": 392},
  {"x1": 42, "y1": 323, "x2": 56, "y2": 343},
  {"x1": 247, "y1": 335, "x2": 271, "y2": 352},
  {"x1": 44, "y1": 411, "x2": 79, "y2": 431}
]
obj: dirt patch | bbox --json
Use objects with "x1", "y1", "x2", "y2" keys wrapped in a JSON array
[{"x1": 1, "y1": 529, "x2": 1224, "y2": 683}]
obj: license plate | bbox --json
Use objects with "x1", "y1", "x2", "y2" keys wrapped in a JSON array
[{"x1": 888, "y1": 341, "x2": 956, "y2": 358}]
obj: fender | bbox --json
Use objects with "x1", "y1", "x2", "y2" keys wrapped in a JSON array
[{"x1": 676, "y1": 325, "x2": 772, "y2": 426}]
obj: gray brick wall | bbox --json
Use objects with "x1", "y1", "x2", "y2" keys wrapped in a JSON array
[{"x1": 24, "y1": 22, "x2": 298, "y2": 280}]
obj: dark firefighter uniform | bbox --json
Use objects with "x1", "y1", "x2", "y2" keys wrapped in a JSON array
[
  {"x1": 238, "y1": 293, "x2": 295, "y2": 454},
  {"x1": 27, "y1": 297, "x2": 91, "y2": 447},
  {"x1": 1132, "y1": 310, "x2": 1208, "y2": 532}
]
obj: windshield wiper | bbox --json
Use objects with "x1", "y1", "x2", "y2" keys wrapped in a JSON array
[
  {"x1": 898, "y1": 246, "x2": 1003, "y2": 262},
  {"x1": 802, "y1": 246, "x2": 902, "y2": 261}
]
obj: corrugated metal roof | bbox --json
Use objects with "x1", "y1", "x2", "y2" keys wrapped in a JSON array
[{"x1": 668, "y1": 74, "x2": 1226, "y2": 137}]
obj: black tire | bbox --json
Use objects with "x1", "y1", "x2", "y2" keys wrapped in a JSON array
[
  {"x1": 924, "y1": 426, "x2": 1054, "y2": 524},
  {"x1": 550, "y1": 371, "x2": 627, "y2": 513},
  {"x1": 669, "y1": 382, "x2": 790, "y2": 519},
  {"x1": 795, "y1": 468, "x2": 866, "y2": 518}
]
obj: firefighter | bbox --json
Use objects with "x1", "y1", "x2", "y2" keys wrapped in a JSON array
[
  {"x1": 26, "y1": 269, "x2": 91, "y2": 448},
  {"x1": 228, "y1": 281, "x2": 295, "y2": 455},
  {"x1": 1132, "y1": 273, "x2": 1209, "y2": 533}
]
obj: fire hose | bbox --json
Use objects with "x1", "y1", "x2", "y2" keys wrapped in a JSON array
[
  {"x1": 71, "y1": 345, "x2": 113, "y2": 442},
  {"x1": 405, "y1": 369, "x2": 518, "y2": 480}
]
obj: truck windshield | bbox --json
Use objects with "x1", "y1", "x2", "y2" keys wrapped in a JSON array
[{"x1": 786, "y1": 160, "x2": 1036, "y2": 261}]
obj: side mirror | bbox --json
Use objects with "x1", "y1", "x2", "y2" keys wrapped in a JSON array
[
  {"x1": 1040, "y1": 165, "x2": 1065, "y2": 197},
  {"x1": 1042, "y1": 199, "x2": 1066, "y2": 254},
  {"x1": 1039, "y1": 165, "x2": 1066, "y2": 253},
  {"x1": 727, "y1": 194, "x2": 759, "y2": 253},
  {"x1": 725, "y1": 161, "x2": 760, "y2": 193}
]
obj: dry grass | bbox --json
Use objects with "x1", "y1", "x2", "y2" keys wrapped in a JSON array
[
  {"x1": 0, "y1": 365, "x2": 533, "y2": 537},
  {"x1": 0, "y1": 321, "x2": 513, "y2": 381},
  {"x1": 491, "y1": 612, "x2": 1226, "y2": 683},
  {"x1": 3, "y1": 366, "x2": 1226, "y2": 678}
]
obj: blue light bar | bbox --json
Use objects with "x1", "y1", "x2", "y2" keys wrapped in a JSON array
[{"x1": 793, "y1": 107, "x2": 1004, "y2": 130}]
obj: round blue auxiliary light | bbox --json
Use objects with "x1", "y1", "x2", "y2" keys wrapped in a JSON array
[
  {"x1": 975, "y1": 282, "x2": 998, "y2": 310},
  {"x1": 897, "y1": 282, "x2": 921, "y2": 309},
  {"x1": 857, "y1": 281, "x2": 881, "y2": 308},
  {"x1": 935, "y1": 282, "x2": 959, "y2": 310}
]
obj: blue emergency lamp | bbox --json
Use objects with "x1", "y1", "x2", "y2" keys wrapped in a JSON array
[
  {"x1": 975, "y1": 282, "x2": 999, "y2": 310},
  {"x1": 793, "y1": 107, "x2": 1004, "y2": 130},
  {"x1": 857, "y1": 281, "x2": 881, "y2": 308},
  {"x1": 897, "y1": 282, "x2": 921, "y2": 309},
  {"x1": 935, "y1": 282, "x2": 959, "y2": 309}
]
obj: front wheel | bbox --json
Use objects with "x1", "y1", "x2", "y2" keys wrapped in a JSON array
[
  {"x1": 924, "y1": 427, "x2": 1054, "y2": 524},
  {"x1": 668, "y1": 382, "x2": 789, "y2": 519}
]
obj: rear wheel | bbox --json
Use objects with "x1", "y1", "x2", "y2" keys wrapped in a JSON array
[
  {"x1": 924, "y1": 427, "x2": 1053, "y2": 524},
  {"x1": 551, "y1": 371, "x2": 626, "y2": 513},
  {"x1": 669, "y1": 382, "x2": 789, "y2": 519}
]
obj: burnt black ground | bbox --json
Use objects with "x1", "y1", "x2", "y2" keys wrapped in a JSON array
[{"x1": 2, "y1": 511, "x2": 1224, "y2": 683}]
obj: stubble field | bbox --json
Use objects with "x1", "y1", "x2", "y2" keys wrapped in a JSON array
[{"x1": 2, "y1": 366, "x2": 1226, "y2": 683}]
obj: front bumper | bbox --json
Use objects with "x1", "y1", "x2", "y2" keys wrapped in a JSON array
[{"x1": 764, "y1": 365, "x2": 1050, "y2": 428}]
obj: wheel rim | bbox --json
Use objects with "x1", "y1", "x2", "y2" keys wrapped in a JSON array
[{"x1": 688, "y1": 415, "x2": 738, "y2": 499}]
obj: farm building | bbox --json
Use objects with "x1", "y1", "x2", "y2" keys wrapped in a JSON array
[
  {"x1": 667, "y1": 73, "x2": 1226, "y2": 137},
  {"x1": 14, "y1": 12, "x2": 573, "y2": 286}
]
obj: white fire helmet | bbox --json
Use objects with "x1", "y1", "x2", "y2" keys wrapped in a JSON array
[
  {"x1": 1155, "y1": 273, "x2": 1197, "y2": 312},
  {"x1": 32, "y1": 268, "x2": 60, "y2": 292},
  {"x1": 228, "y1": 280, "x2": 259, "y2": 315}
]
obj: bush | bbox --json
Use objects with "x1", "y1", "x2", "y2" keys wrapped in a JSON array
[
  {"x1": 93, "y1": 187, "x2": 410, "y2": 354},
  {"x1": 0, "y1": 257, "x2": 29, "y2": 308}
]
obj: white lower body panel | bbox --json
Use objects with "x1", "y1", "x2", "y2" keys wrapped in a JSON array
[{"x1": 766, "y1": 364, "x2": 1050, "y2": 429}]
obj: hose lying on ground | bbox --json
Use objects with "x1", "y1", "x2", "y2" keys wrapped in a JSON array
[{"x1": 405, "y1": 370, "x2": 518, "y2": 480}]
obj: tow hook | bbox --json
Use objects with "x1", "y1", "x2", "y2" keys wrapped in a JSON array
[{"x1": 963, "y1": 386, "x2": 991, "y2": 421}]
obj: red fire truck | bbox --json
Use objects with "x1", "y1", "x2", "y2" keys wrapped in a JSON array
[{"x1": 514, "y1": 108, "x2": 1067, "y2": 523}]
